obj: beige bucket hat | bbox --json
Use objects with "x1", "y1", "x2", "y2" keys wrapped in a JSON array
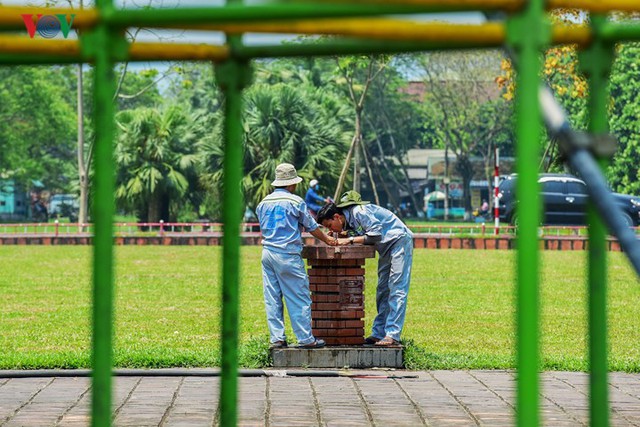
[{"x1": 271, "y1": 163, "x2": 303, "y2": 186}]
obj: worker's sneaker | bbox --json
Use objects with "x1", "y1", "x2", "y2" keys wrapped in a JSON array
[
  {"x1": 364, "y1": 336, "x2": 381, "y2": 345},
  {"x1": 300, "y1": 339, "x2": 326, "y2": 349}
]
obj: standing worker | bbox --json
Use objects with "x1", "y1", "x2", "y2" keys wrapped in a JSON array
[
  {"x1": 257, "y1": 163, "x2": 336, "y2": 349},
  {"x1": 305, "y1": 179, "x2": 328, "y2": 217},
  {"x1": 316, "y1": 191, "x2": 413, "y2": 347}
]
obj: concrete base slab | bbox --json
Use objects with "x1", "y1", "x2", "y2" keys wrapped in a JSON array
[{"x1": 271, "y1": 346, "x2": 403, "y2": 368}]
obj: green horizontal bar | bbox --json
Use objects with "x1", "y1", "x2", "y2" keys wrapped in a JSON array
[
  {"x1": 107, "y1": 3, "x2": 470, "y2": 27},
  {"x1": 236, "y1": 38, "x2": 502, "y2": 59},
  {"x1": 602, "y1": 22, "x2": 640, "y2": 42}
]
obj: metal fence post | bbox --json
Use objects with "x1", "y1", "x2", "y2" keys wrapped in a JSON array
[
  {"x1": 506, "y1": 1, "x2": 548, "y2": 425},
  {"x1": 579, "y1": 14, "x2": 614, "y2": 427},
  {"x1": 216, "y1": 1, "x2": 252, "y2": 421}
]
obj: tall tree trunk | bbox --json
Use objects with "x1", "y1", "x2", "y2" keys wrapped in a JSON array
[
  {"x1": 444, "y1": 145, "x2": 450, "y2": 220},
  {"x1": 361, "y1": 139, "x2": 380, "y2": 205},
  {"x1": 382, "y1": 115, "x2": 418, "y2": 215},
  {"x1": 76, "y1": 64, "x2": 89, "y2": 230},
  {"x1": 148, "y1": 189, "x2": 162, "y2": 224},
  {"x1": 334, "y1": 133, "x2": 358, "y2": 201},
  {"x1": 352, "y1": 112, "x2": 362, "y2": 193},
  {"x1": 456, "y1": 156, "x2": 474, "y2": 218}
]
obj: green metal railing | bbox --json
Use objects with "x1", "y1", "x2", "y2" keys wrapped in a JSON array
[{"x1": 2, "y1": 2, "x2": 640, "y2": 426}]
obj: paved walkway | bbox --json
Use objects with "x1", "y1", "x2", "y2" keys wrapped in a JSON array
[{"x1": 1, "y1": 370, "x2": 639, "y2": 426}]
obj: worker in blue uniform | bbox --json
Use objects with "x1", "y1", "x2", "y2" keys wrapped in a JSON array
[
  {"x1": 316, "y1": 191, "x2": 413, "y2": 347},
  {"x1": 256, "y1": 163, "x2": 336, "y2": 349}
]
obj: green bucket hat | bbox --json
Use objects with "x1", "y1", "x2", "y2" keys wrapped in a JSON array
[{"x1": 336, "y1": 190, "x2": 370, "y2": 208}]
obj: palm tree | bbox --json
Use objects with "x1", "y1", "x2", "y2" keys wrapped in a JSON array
[
  {"x1": 199, "y1": 82, "x2": 352, "y2": 211},
  {"x1": 115, "y1": 105, "x2": 199, "y2": 223}
]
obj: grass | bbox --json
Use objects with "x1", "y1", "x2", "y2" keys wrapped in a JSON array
[{"x1": 0, "y1": 246, "x2": 639, "y2": 371}]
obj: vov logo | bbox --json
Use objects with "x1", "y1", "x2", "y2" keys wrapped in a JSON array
[{"x1": 21, "y1": 14, "x2": 76, "y2": 39}]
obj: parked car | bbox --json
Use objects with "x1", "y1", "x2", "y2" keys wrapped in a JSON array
[{"x1": 497, "y1": 173, "x2": 640, "y2": 226}]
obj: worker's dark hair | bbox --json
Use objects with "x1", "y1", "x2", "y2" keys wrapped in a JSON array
[{"x1": 316, "y1": 203, "x2": 342, "y2": 224}]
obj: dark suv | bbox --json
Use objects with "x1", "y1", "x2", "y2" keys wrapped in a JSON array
[{"x1": 497, "y1": 173, "x2": 640, "y2": 226}]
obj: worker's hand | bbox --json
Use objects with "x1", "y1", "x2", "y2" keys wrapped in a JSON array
[
  {"x1": 325, "y1": 235, "x2": 338, "y2": 246},
  {"x1": 336, "y1": 238, "x2": 351, "y2": 246}
]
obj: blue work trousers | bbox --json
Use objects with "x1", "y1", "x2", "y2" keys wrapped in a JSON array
[
  {"x1": 372, "y1": 235, "x2": 413, "y2": 342},
  {"x1": 261, "y1": 249, "x2": 315, "y2": 345}
]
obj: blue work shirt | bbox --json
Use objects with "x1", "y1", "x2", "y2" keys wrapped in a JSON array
[
  {"x1": 257, "y1": 188, "x2": 319, "y2": 254},
  {"x1": 343, "y1": 204, "x2": 413, "y2": 256},
  {"x1": 305, "y1": 187, "x2": 325, "y2": 212}
]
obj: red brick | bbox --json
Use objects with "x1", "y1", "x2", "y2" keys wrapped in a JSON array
[
  {"x1": 451, "y1": 238, "x2": 461, "y2": 249},
  {"x1": 427, "y1": 238, "x2": 438, "y2": 249},
  {"x1": 309, "y1": 276, "x2": 328, "y2": 284},
  {"x1": 547, "y1": 239, "x2": 559, "y2": 250},
  {"x1": 319, "y1": 275, "x2": 364, "y2": 285},
  {"x1": 474, "y1": 238, "x2": 485, "y2": 249},
  {"x1": 302, "y1": 245, "x2": 376, "y2": 260},
  {"x1": 308, "y1": 267, "x2": 351, "y2": 276},
  {"x1": 309, "y1": 259, "x2": 364, "y2": 267},
  {"x1": 312, "y1": 320, "x2": 365, "y2": 329},
  {"x1": 345, "y1": 268, "x2": 365, "y2": 276},
  {"x1": 312, "y1": 328, "x2": 365, "y2": 337},
  {"x1": 610, "y1": 240, "x2": 621, "y2": 251},
  {"x1": 497, "y1": 239, "x2": 509, "y2": 249},
  {"x1": 311, "y1": 303, "x2": 342, "y2": 311},
  {"x1": 573, "y1": 239, "x2": 585, "y2": 250},
  {"x1": 311, "y1": 310, "x2": 364, "y2": 319},
  {"x1": 310, "y1": 284, "x2": 340, "y2": 293},
  {"x1": 414, "y1": 238, "x2": 425, "y2": 248},
  {"x1": 312, "y1": 294, "x2": 341, "y2": 303},
  {"x1": 485, "y1": 239, "x2": 496, "y2": 249}
]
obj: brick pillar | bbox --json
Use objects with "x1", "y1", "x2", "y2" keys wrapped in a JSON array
[{"x1": 302, "y1": 245, "x2": 376, "y2": 346}]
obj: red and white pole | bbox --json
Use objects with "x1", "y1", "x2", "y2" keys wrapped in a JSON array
[{"x1": 494, "y1": 147, "x2": 500, "y2": 235}]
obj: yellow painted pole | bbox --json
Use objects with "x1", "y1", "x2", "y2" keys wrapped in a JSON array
[
  {"x1": 552, "y1": 24, "x2": 591, "y2": 45},
  {"x1": 0, "y1": 35, "x2": 229, "y2": 61},
  {"x1": 0, "y1": 23, "x2": 594, "y2": 59},
  {"x1": 129, "y1": 42, "x2": 229, "y2": 61},
  {"x1": 548, "y1": 0, "x2": 640, "y2": 13},
  {"x1": 280, "y1": 0, "x2": 525, "y2": 11},
  {"x1": 0, "y1": 36, "x2": 79, "y2": 56},
  {"x1": 180, "y1": 20, "x2": 507, "y2": 44}
]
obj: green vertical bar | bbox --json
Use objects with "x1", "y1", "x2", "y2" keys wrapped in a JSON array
[
  {"x1": 217, "y1": 0, "x2": 249, "y2": 421},
  {"x1": 506, "y1": 1, "x2": 546, "y2": 426},
  {"x1": 91, "y1": 0, "x2": 115, "y2": 426},
  {"x1": 218, "y1": 66, "x2": 243, "y2": 426},
  {"x1": 580, "y1": 14, "x2": 612, "y2": 427}
]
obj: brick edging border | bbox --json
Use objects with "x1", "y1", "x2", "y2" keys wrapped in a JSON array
[{"x1": 0, "y1": 234, "x2": 623, "y2": 251}]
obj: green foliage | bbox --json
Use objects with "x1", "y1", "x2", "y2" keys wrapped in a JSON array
[
  {"x1": 0, "y1": 66, "x2": 76, "y2": 191},
  {"x1": 115, "y1": 105, "x2": 201, "y2": 222},
  {"x1": 608, "y1": 42, "x2": 640, "y2": 195},
  {"x1": 199, "y1": 81, "x2": 351, "y2": 209},
  {"x1": 238, "y1": 336, "x2": 272, "y2": 368},
  {"x1": 418, "y1": 50, "x2": 513, "y2": 212}
]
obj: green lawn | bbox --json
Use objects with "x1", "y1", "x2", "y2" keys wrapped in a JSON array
[{"x1": 1, "y1": 246, "x2": 638, "y2": 371}]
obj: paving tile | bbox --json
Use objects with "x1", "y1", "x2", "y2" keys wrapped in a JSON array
[{"x1": 0, "y1": 370, "x2": 639, "y2": 426}]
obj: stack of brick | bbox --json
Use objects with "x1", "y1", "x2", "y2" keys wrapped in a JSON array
[{"x1": 302, "y1": 245, "x2": 376, "y2": 346}]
